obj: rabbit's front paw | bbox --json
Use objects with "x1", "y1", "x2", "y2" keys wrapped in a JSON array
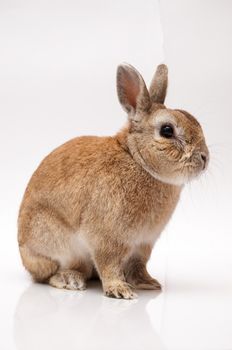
[
  {"x1": 104, "y1": 280, "x2": 137, "y2": 299},
  {"x1": 133, "y1": 278, "x2": 162, "y2": 290},
  {"x1": 125, "y1": 260, "x2": 162, "y2": 290}
]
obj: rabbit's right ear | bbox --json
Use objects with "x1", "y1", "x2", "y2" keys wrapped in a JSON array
[
  {"x1": 149, "y1": 64, "x2": 168, "y2": 104},
  {"x1": 117, "y1": 64, "x2": 151, "y2": 119}
]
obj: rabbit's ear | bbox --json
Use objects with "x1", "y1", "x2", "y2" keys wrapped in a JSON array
[
  {"x1": 117, "y1": 64, "x2": 151, "y2": 118},
  {"x1": 149, "y1": 64, "x2": 168, "y2": 104}
]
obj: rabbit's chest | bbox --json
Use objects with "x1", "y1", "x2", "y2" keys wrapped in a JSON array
[{"x1": 128, "y1": 183, "x2": 181, "y2": 247}]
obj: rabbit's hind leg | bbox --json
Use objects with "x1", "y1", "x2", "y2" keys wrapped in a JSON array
[
  {"x1": 19, "y1": 204, "x2": 92, "y2": 290},
  {"x1": 49, "y1": 269, "x2": 87, "y2": 290},
  {"x1": 19, "y1": 245, "x2": 59, "y2": 283},
  {"x1": 47, "y1": 235, "x2": 94, "y2": 291},
  {"x1": 20, "y1": 245, "x2": 92, "y2": 290}
]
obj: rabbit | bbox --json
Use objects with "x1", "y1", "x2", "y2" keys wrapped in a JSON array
[{"x1": 18, "y1": 63, "x2": 209, "y2": 299}]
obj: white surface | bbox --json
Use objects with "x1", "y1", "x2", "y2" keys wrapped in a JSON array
[{"x1": 0, "y1": 0, "x2": 232, "y2": 349}]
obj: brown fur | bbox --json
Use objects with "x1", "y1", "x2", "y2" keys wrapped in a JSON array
[{"x1": 18, "y1": 63, "x2": 209, "y2": 299}]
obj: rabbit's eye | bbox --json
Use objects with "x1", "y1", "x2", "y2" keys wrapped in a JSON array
[{"x1": 160, "y1": 124, "x2": 174, "y2": 138}]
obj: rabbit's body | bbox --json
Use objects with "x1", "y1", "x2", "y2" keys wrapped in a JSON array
[
  {"x1": 19, "y1": 128, "x2": 180, "y2": 295},
  {"x1": 18, "y1": 63, "x2": 209, "y2": 298}
]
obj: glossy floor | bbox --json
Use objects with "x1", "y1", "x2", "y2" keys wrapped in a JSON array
[{"x1": 4, "y1": 264, "x2": 232, "y2": 350}]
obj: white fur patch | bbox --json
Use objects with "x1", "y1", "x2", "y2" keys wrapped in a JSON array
[
  {"x1": 128, "y1": 224, "x2": 164, "y2": 257},
  {"x1": 51, "y1": 233, "x2": 92, "y2": 269}
]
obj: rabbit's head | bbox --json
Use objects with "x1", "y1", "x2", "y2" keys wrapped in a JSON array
[{"x1": 117, "y1": 64, "x2": 209, "y2": 185}]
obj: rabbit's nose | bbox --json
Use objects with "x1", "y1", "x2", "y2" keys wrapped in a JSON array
[{"x1": 200, "y1": 152, "x2": 208, "y2": 170}]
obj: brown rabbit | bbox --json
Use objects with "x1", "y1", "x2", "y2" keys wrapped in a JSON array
[{"x1": 18, "y1": 63, "x2": 209, "y2": 299}]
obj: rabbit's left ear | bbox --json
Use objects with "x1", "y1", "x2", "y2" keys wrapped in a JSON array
[
  {"x1": 117, "y1": 64, "x2": 151, "y2": 118},
  {"x1": 149, "y1": 64, "x2": 168, "y2": 104}
]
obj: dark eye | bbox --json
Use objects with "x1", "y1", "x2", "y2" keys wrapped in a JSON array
[{"x1": 160, "y1": 124, "x2": 174, "y2": 138}]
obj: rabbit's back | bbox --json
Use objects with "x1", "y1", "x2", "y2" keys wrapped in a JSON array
[
  {"x1": 20, "y1": 134, "x2": 140, "y2": 220},
  {"x1": 19, "y1": 134, "x2": 180, "y2": 246}
]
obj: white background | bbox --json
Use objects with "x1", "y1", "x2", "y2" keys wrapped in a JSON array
[{"x1": 0, "y1": 0, "x2": 232, "y2": 349}]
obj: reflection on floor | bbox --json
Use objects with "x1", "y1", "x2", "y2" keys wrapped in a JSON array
[
  {"x1": 13, "y1": 280, "x2": 232, "y2": 350},
  {"x1": 14, "y1": 281, "x2": 163, "y2": 350}
]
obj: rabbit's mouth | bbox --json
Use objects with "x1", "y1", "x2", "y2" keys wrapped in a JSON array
[{"x1": 182, "y1": 153, "x2": 209, "y2": 181}]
